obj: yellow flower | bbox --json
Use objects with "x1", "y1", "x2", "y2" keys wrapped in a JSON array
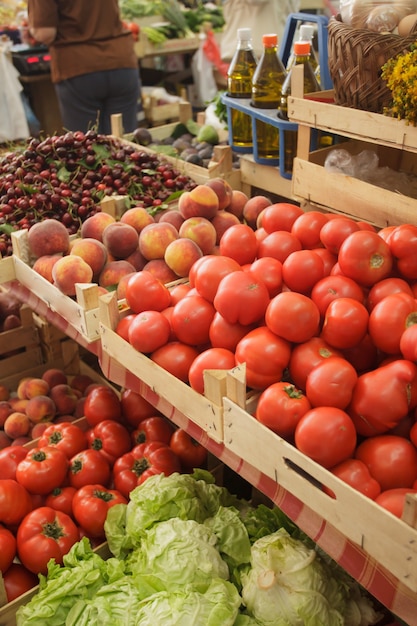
[{"x1": 381, "y1": 43, "x2": 417, "y2": 125}]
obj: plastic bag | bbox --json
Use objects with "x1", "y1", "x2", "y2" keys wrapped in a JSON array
[
  {"x1": 191, "y1": 34, "x2": 219, "y2": 107},
  {"x1": 339, "y1": 0, "x2": 417, "y2": 31},
  {"x1": 0, "y1": 43, "x2": 30, "y2": 142}
]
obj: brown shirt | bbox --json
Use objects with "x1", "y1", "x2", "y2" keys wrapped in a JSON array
[{"x1": 27, "y1": 0, "x2": 137, "y2": 83}]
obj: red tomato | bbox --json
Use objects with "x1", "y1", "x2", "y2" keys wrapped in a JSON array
[
  {"x1": 16, "y1": 446, "x2": 68, "y2": 495},
  {"x1": 255, "y1": 382, "x2": 311, "y2": 439},
  {"x1": 290, "y1": 210, "x2": 329, "y2": 249},
  {"x1": 209, "y1": 311, "x2": 253, "y2": 352},
  {"x1": 341, "y1": 332, "x2": 379, "y2": 373},
  {"x1": 37, "y1": 422, "x2": 88, "y2": 459},
  {"x1": 131, "y1": 415, "x2": 174, "y2": 447},
  {"x1": 213, "y1": 270, "x2": 270, "y2": 326},
  {"x1": 125, "y1": 270, "x2": 172, "y2": 313},
  {"x1": 83, "y1": 385, "x2": 122, "y2": 426},
  {"x1": 169, "y1": 429, "x2": 208, "y2": 471},
  {"x1": 375, "y1": 487, "x2": 417, "y2": 518},
  {"x1": 0, "y1": 524, "x2": 16, "y2": 573},
  {"x1": 366, "y1": 277, "x2": 414, "y2": 312},
  {"x1": 121, "y1": 388, "x2": 156, "y2": 428},
  {"x1": 127, "y1": 310, "x2": 171, "y2": 354},
  {"x1": 355, "y1": 434, "x2": 417, "y2": 491},
  {"x1": 311, "y1": 247, "x2": 337, "y2": 276},
  {"x1": 389, "y1": 223, "x2": 417, "y2": 280},
  {"x1": 113, "y1": 441, "x2": 181, "y2": 497},
  {"x1": 281, "y1": 249, "x2": 325, "y2": 294},
  {"x1": 368, "y1": 292, "x2": 417, "y2": 355},
  {"x1": 294, "y1": 406, "x2": 357, "y2": 469},
  {"x1": 45, "y1": 485, "x2": 77, "y2": 518},
  {"x1": 319, "y1": 216, "x2": 360, "y2": 254},
  {"x1": 257, "y1": 230, "x2": 302, "y2": 263},
  {"x1": 87, "y1": 420, "x2": 132, "y2": 466},
  {"x1": 337, "y1": 230, "x2": 393, "y2": 286},
  {"x1": 248, "y1": 257, "x2": 283, "y2": 298},
  {"x1": 150, "y1": 341, "x2": 199, "y2": 382},
  {"x1": 68, "y1": 448, "x2": 111, "y2": 489},
  {"x1": 328, "y1": 458, "x2": 381, "y2": 499},
  {"x1": 259, "y1": 202, "x2": 304, "y2": 233},
  {"x1": 289, "y1": 336, "x2": 344, "y2": 390},
  {"x1": 219, "y1": 223, "x2": 258, "y2": 265},
  {"x1": 169, "y1": 282, "x2": 192, "y2": 304},
  {"x1": 0, "y1": 479, "x2": 33, "y2": 526},
  {"x1": 305, "y1": 356, "x2": 358, "y2": 409},
  {"x1": 310, "y1": 275, "x2": 365, "y2": 318},
  {"x1": 0, "y1": 445, "x2": 28, "y2": 479},
  {"x1": 191, "y1": 254, "x2": 241, "y2": 302},
  {"x1": 170, "y1": 294, "x2": 215, "y2": 346},
  {"x1": 2, "y1": 563, "x2": 38, "y2": 602},
  {"x1": 321, "y1": 297, "x2": 369, "y2": 349},
  {"x1": 235, "y1": 326, "x2": 292, "y2": 390},
  {"x1": 265, "y1": 291, "x2": 320, "y2": 344},
  {"x1": 401, "y1": 324, "x2": 417, "y2": 362},
  {"x1": 115, "y1": 313, "x2": 136, "y2": 342},
  {"x1": 188, "y1": 347, "x2": 236, "y2": 395},
  {"x1": 17, "y1": 506, "x2": 80, "y2": 575},
  {"x1": 72, "y1": 484, "x2": 127, "y2": 538}
]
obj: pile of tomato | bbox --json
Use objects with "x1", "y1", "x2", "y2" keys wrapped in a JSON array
[
  {"x1": 113, "y1": 200, "x2": 417, "y2": 520},
  {"x1": 0, "y1": 385, "x2": 207, "y2": 602}
]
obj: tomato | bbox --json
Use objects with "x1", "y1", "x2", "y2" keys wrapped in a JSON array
[
  {"x1": 368, "y1": 292, "x2": 417, "y2": 355},
  {"x1": 255, "y1": 382, "x2": 311, "y2": 439},
  {"x1": 257, "y1": 230, "x2": 302, "y2": 263},
  {"x1": 37, "y1": 422, "x2": 88, "y2": 459},
  {"x1": 0, "y1": 479, "x2": 33, "y2": 526},
  {"x1": 45, "y1": 486, "x2": 77, "y2": 518},
  {"x1": 113, "y1": 441, "x2": 181, "y2": 497},
  {"x1": 17, "y1": 506, "x2": 80, "y2": 575},
  {"x1": 389, "y1": 223, "x2": 417, "y2": 280},
  {"x1": 401, "y1": 324, "x2": 417, "y2": 363},
  {"x1": 2, "y1": 563, "x2": 38, "y2": 602},
  {"x1": 289, "y1": 336, "x2": 344, "y2": 390},
  {"x1": 16, "y1": 446, "x2": 68, "y2": 495},
  {"x1": 0, "y1": 524, "x2": 16, "y2": 573},
  {"x1": 248, "y1": 257, "x2": 283, "y2": 298},
  {"x1": 208, "y1": 312, "x2": 253, "y2": 352},
  {"x1": 311, "y1": 247, "x2": 337, "y2": 277},
  {"x1": 366, "y1": 277, "x2": 414, "y2": 312},
  {"x1": 310, "y1": 275, "x2": 365, "y2": 319},
  {"x1": 127, "y1": 310, "x2": 171, "y2": 354},
  {"x1": 68, "y1": 448, "x2": 111, "y2": 489},
  {"x1": 169, "y1": 282, "x2": 192, "y2": 304},
  {"x1": 169, "y1": 429, "x2": 208, "y2": 471},
  {"x1": 321, "y1": 297, "x2": 369, "y2": 349},
  {"x1": 86, "y1": 420, "x2": 132, "y2": 466},
  {"x1": 0, "y1": 445, "x2": 28, "y2": 479},
  {"x1": 219, "y1": 223, "x2": 258, "y2": 265},
  {"x1": 131, "y1": 415, "x2": 174, "y2": 447},
  {"x1": 337, "y1": 230, "x2": 393, "y2": 286},
  {"x1": 375, "y1": 487, "x2": 417, "y2": 518},
  {"x1": 121, "y1": 388, "x2": 156, "y2": 428},
  {"x1": 328, "y1": 458, "x2": 381, "y2": 500},
  {"x1": 319, "y1": 216, "x2": 360, "y2": 254},
  {"x1": 150, "y1": 341, "x2": 199, "y2": 382},
  {"x1": 83, "y1": 384, "x2": 122, "y2": 427},
  {"x1": 341, "y1": 333, "x2": 379, "y2": 373},
  {"x1": 170, "y1": 294, "x2": 216, "y2": 346},
  {"x1": 348, "y1": 360, "x2": 417, "y2": 436},
  {"x1": 191, "y1": 254, "x2": 241, "y2": 302},
  {"x1": 290, "y1": 210, "x2": 329, "y2": 249},
  {"x1": 213, "y1": 270, "x2": 270, "y2": 326},
  {"x1": 115, "y1": 313, "x2": 136, "y2": 342},
  {"x1": 259, "y1": 202, "x2": 304, "y2": 233},
  {"x1": 125, "y1": 270, "x2": 172, "y2": 313},
  {"x1": 294, "y1": 406, "x2": 357, "y2": 469},
  {"x1": 188, "y1": 347, "x2": 236, "y2": 395},
  {"x1": 72, "y1": 484, "x2": 127, "y2": 538},
  {"x1": 281, "y1": 249, "x2": 325, "y2": 294},
  {"x1": 235, "y1": 326, "x2": 292, "y2": 390},
  {"x1": 305, "y1": 356, "x2": 358, "y2": 409},
  {"x1": 265, "y1": 291, "x2": 320, "y2": 344},
  {"x1": 355, "y1": 434, "x2": 417, "y2": 491}
]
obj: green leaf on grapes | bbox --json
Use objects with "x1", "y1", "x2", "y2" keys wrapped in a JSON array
[
  {"x1": 92, "y1": 143, "x2": 111, "y2": 159},
  {"x1": 0, "y1": 223, "x2": 16, "y2": 235},
  {"x1": 57, "y1": 166, "x2": 71, "y2": 183},
  {"x1": 166, "y1": 190, "x2": 185, "y2": 202}
]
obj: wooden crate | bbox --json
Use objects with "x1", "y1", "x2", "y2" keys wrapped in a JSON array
[{"x1": 0, "y1": 304, "x2": 44, "y2": 380}]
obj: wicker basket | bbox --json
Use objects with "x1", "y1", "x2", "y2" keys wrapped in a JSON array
[{"x1": 327, "y1": 14, "x2": 417, "y2": 114}]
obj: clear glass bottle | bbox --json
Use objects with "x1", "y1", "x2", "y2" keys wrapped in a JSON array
[
  {"x1": 278, "y1": 40, "x2": 321, "y2": 176},
  {"x1": 227, "y1": 28, "x2": 258, "y2": 151},
  {"x1": 251, "y1": 33, "x2": 287, "y2": 162}
]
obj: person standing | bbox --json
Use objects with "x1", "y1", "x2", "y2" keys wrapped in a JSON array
[{"x1": 27, "y1": 0, "x2": 142, "y2": 135}]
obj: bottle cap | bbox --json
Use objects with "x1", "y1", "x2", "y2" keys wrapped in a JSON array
[
  {"x1": 299, "y1": 24, "x2": 314, "y2": 41},
  {"x1": 293, "y1": 41, "x2": 311, "y2": 55},
  {"x1": 262, "y1": 33, "x2": 278, "y2": 47},
  {"x1": 237, "y1": 28, "x2": 252, "y2": 41}
]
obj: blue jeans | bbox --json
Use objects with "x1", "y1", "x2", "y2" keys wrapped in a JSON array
[{"x1": 55, "y1": 67, "x2": 141, "y2": 134}]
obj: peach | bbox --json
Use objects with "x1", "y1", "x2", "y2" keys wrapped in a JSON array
[
  {"x1": 49, "y1": 384, "x2": 78, "y2": 415},
  {"x1": 0, "y1": 401, "x2": 13, "y2": 427},
  {"x1": 116, "y1": 272, "x2": 136, "y2": 300},
  {"x1": 142, "y1": 259, "x2": 179, "y2": 284},
  {"x1": 42, "y1": 368, "x2": 68, "y2": 388},
  {"x1": 0, "y1": 385, "x2": 10, "y2": 401},
  {"x1": 102, "y1": 222, "x2": 139, "y2": 260},
  {"x1": 70, "y1": 237, "x2": 108, "y2": 278},
  {"x1": 98, "y1": 260, "x2": 136, "y2": 288},
  {"x1": 138, "y1": 222, "x2": 179, "y2": 261},
  {"x1": 243, "y1": 195, "x2": 272, "y2": 229},
  {"x1": 4, "y1": 411, "x2": 31, "y2": 439},
  {"x1": 211, "y1": 210, "x2": 241, "y2": 245},
  {"x1": 24, "y1": 378, "x2": 50, "y2": 400},
  {"x1": 30, "y1": 422, "x2": 50, "y2": 439},
  {"x1": 164, "y1": 238, "x2": 204, "y2": 278},
  {"x1": 0, "y1": 431, "x2": 12, "y2": 449},
  {"x1": 16, "y1": 377, "x2": 32, "y2": 400},
  {"x1": 178, "y1": 185, "x2": 219, "y2": 220},
  {"x1": 120, "y1": 206, "x2": 154, "y2": 233},
  {"x1": 25, "y1": 395, "x2": 56, "y2": 424},
  {"x1": 80, "y1": 211, "x2": 115, "y2": 241},
  {"x1": 52, "y1": 255, "x2": 94, "y2": 296},
  {"x1": 178, "y1": 216, "x2": 217, "y2": 255},
  {"x1": 227, "y1": 189, "x2": 249, "y2": 219},
  {"x1": 9, "y1": 397, "x2": 29, "y2": 413},
  {"x1": 204, "y1": 178, "x2": 234, "y2": 211},
  {"x1": 32, "y1": 255, "x2": 61, "y2": 283},
  {"x1": 157, "y1": 209, "x2": 185, "y2": 231},
  {"x1": 27, "y1": 219, "x2": 70, "y2": 259},
  {"x1": 124, "y1": 248, "x2": 147, "y2": 271},
  {"x1": 70, "y1": 374, "x2": 95, "y2": 395}
]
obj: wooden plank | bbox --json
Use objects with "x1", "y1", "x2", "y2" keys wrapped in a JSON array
[
  {"x1": 239, "y1": 155, "x2": 295, "y2": 199},
  {"x1": 0, "y1": 256, "x2": 16, "y2": 283}
]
